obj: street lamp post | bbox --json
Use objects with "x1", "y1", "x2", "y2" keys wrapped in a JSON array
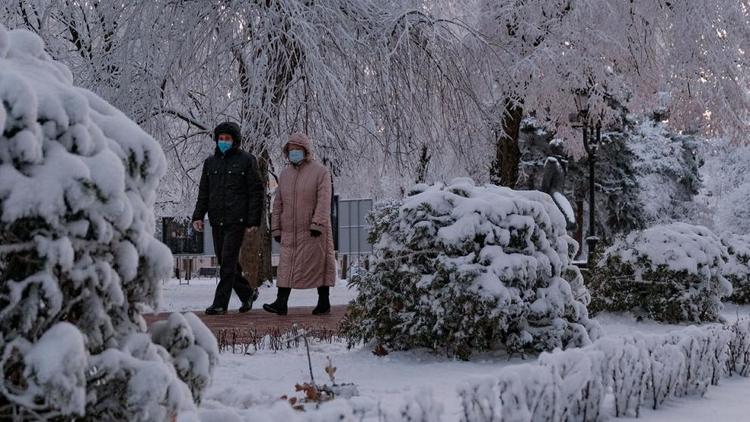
[
  {"x1": 569, "y1": 93, "x2": 601, "y2": 264},
  {"x1": 582, "y1": 120, "x2": 600, "y2": 263}
]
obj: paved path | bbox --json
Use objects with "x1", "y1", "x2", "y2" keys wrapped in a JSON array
[{"x1": 144, "y1": 305, "x2": 348, "y2": 346}]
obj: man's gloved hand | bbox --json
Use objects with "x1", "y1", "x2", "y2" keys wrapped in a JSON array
[
  {"x1": 310, "y1": 229, "x2": 322, "y2": 238},
  {"x1": 274, "y1": 236, "x2": 281, "y2": 243}
]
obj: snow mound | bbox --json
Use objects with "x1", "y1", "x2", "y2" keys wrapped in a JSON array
[
  {"x1": 591, "y1": 223, "x2": 732, "y2": 322},
  {"x1": 343, "y1": 179, "x2": 598, "y2": 359},
  {"x1": 0, "y1": 25, "x2": 210, "y2": 419}
]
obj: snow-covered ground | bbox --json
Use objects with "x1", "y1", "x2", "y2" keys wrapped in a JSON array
[
  {"x1": 627, "y1": 376, "x2": 750, "y2": 421},
  {"x1": 158, "y1": 281, "x2": 750, "y2": 421},
  {"x1": 204, "y1": 342, "x2": 522, "y2": 417},
  {"x1": 155, "y1": 278, "x2": 357, "y2": 312}
]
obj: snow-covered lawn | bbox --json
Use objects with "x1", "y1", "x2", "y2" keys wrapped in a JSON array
[
  {"x1": 205, "y1": 342, "x2": 522, "y2": 418},
  {"x1": 628, "y1": 376, "x2": 750, "y2": 421},
  {"x1": 159, "y1": 282, "x2": 750, "y2": 421}
]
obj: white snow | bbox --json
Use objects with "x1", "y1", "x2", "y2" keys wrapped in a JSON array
[
  {"x1": 195, "y1": 305, "x2": 750, "y2": 421},
  {"x1": 605, "y1": 222, "x2": 728, "y2": 277},
  {"x1": 152, "y1": 261, "x2": 750, "y2": 421},
  {"x1": 352, "y1": 179, "x2": 595, "y2": 357},
  {"x1": 552, "y1": 191, "x2": 575, "y2": 225},
  {"x1": 202, "y1": 342, "x2": 523, "y2": 419},
  {"x1": 22, "y1": 323, "x2": 87, "y2": 416},
  {"x1": 619, "y1": 376, "x2": 750, "y2": 422},
  {"x1": 155, "y1": 278, "x2": 357, "y2": 313}
]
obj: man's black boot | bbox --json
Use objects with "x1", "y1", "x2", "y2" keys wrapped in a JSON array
[
  {"x1": 312, "y1": 286, "x2": 330, "y2": 315},
  {"x1": 263, "y1": 287, "x2": 290, "y2": 315},
  {"x1": 238, "y1": 288, "x2": 259, "y2": 313},
  {"x1": 205, "y1": 305, "x2": 227, "y2": 315}
]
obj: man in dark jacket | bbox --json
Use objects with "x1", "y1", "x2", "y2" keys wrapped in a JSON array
[{"x1": 192, "y1": 122, "x2": 264, "y2": 315}]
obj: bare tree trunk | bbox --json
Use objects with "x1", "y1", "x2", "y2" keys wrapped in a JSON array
[
  {"x1": 415, "y1": 144, "x2": 431, "y2": 183},
  {"x1": 489, "y1": 99, "x2": 523, "y2": 188},
  {"x1": 237, "y1": 6, "x2": 302, "y2": 287}
]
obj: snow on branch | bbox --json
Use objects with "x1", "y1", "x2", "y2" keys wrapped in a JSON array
[
  {"x1": 342, "y1": 178, "x2": 598, "y2": 359},
  {"x1": 590, "y1": 223, "x2": 732, "y2": 323},
  {"x1": 0, "y1": 25, "x2": 212, "y2": 420}
]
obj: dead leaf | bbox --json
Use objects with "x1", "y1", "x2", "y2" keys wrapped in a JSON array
[
  {"x1": 325, "y1": 356, "x2": 337, "y2": 383},
  {"x1": 372, "y1": 344, "x2": 389, "y2": 356}
]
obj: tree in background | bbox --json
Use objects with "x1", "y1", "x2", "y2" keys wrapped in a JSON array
[
  {"x1": 516, "y1": 115, "x2": 702, "y2": 247},
  {"x1": 1, "y1": 0, "x2": 486, "y2": 282},
  {"x1": 701, "y1": 140, "x2": 750, "y2": 235},
  {"x1": 472, "y1": 0, "x2": 750, "y2": 188},
  {"x1": 3, "y1": 0, "x2": 748, "y2": 236}
]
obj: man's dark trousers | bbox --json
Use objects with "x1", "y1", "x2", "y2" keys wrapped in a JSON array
[{"x1": 211, "y1": 224, "x2": 254, "y2": 308}]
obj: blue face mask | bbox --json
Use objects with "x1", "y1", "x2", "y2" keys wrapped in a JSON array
[
  {"x1": 217, "y1": 140, "x2": 232, "y2": 154},
  {"x1": 289, "y1": 149, "x2": 305, "y2": 164}
]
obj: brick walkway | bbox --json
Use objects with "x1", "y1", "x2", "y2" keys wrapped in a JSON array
[{"x1": 144, "y1": 304, "x2": 348, "y2": 335}]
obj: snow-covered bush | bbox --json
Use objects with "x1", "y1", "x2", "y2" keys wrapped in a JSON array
[
  {"x1": 728, "y1": 319, "x2": 750, "y2": 377},
  {"x1": 458, "y1": 322, "x2": 747, "y2": 421},
  {"x1": 723, "y1": 235, "x2": 750, "y2": 304},
  {"x1": 462, "y1": 348, "x2": 606, "y2": 422},
  {"x1": 589, "y1": 223, "x2": 731, "y2": 323},
  {"x1": 342, "y1": 178, "x2": 599, "y2": 359},
  {"x1": 196, "y1": 320, "x2": 750, "y2": 422},
  {"x1": 593, "y1": 326, "x2": 731, "y2": 416},
  {"x1": 150, "y1": 312, "x2": 220, "y2": 403},
  {"x1": 0, "y1": 26, "x2": 212, "y2": 419}
]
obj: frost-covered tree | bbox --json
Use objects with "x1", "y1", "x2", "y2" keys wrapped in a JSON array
[
  {"x1": 517, "y1": 116, "x2": 701, "y2": 244},
  {"x1": 580, "y1": 119, "x2": 701, "y2": 242},
  {"x1": 0, "y1": 26, "x2": 216, "y2": 420},
  {"x1": 1, "y1": 1, "x2": 490, "y2": 285},
  {"x1": 343, "y1": 179, "x2": 599, "y2": 359},
  {"x1": 715, "y1": 183, "x2": 750, "y2": 235},
  {"x1": 590, "y1": 223, "x2": 732, "y2": 323},
  {"x1": 627, "y1": 120, "x2": 702, "y2": 224},
  {"x1": 699, "y1": 140, "x2": 750, "y2": 235},
  {"x1": 470, "y1": 0, "x2": 750, "y2": 187},
  {"x1": 723, "y1": 235, "x2": 750, "y2": 304},
  {"x1": 0, "y1": 0, "x2": 485, "y2": 203}
]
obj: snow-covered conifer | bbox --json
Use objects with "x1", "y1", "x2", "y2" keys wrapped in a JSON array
[
  {"x1": 343, "y1": 179, "x2": 598, "y2": 359},
  {"x1": 590, "y1": 223, "x2": 731, "y2": 322},
  {"x1": 0, "y1": 26, "x2": 212, "y2": 420}
]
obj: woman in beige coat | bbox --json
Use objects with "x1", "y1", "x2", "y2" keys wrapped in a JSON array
[{"x1": 263, "y1": 133, "x2": 336, "y2": 315}]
